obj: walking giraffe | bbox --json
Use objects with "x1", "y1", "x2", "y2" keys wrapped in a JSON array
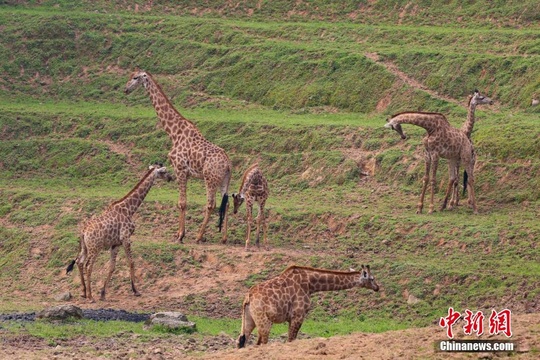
[
  {"x1": 237, "y1": 265, "x2": 379, "y2": 347},
  {"x1": 384, "y1": 112, "x2": 478, "y2": 214},
  {"x1": 66, "y1": 165, "x2": 172, "y2": 302},
  {"x1": 232, "y1": 163, "x2": 269, "y2": 251},
  {"x1": 124, "y1": 70, "x2": 232, "y2": 243}
]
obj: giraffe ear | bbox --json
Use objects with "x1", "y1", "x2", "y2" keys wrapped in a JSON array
[
  {"x1": 349, "y1": 267, "x2": 355, "y2": 272},
  {"x1": 149, "y1": 165, "x2": 155, "y2": 170}
]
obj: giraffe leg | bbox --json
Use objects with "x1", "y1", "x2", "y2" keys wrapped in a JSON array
[
  {"x1": 465, "y1": 165, "x2": 478, "y2": 214},
  {"x1": 288, "y1": 316, "x2": 305, "y2": 342},
  {"x1": 441, "y1": 160, "x2": 458, "y2": 211},
  {"x1": 417, "y1": 152, "x2": 431, "y2": 214},
  {"x1": 123, "y1": 241, "x2": 141, "y2": 297},
  {"x1": 84, "y1": 255, "x2": 97, "y2": 303},
  {"x1": 100, "y1": 245, "x2": 120, "y2": 301},
  {"x1": 76, "y1": 239, "x2": 88, "y2": 298},
  {"x1": 196, "y1": 183, "x2": 217, "y2": 243},
  {"x1": 449, "y1": 161, "x2": 461, "y2": 209},
  {"x1": 77, "y1": 261, "x2": 86, "y2": 298},
  {"x1": 255, "y1": 202, "x2": 265, "y2": 248},
  {"x1": 428, "y1": 157, "x2": 439, "y2": 214},
  {"x1": 244, "y1": 204, "x2": 253, "y2": 251},
  {"x1": 176, "y1": 177, "x2": 188, "y2": 243},
  {"x1": 263, "y1": 208, "x2": 269, "y2": 250},
  {"x1": 256, "y1": 319, "x2": 272, "y2": 345}
]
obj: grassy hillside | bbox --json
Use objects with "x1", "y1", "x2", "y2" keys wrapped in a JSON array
[{"x1": 0, "y1": 0, "x2": 539, "y2": 349}]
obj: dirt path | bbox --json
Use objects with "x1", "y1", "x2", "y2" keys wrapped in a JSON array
[{"x1": 365, "y1": 52, "x2": 463, "y2": 107}]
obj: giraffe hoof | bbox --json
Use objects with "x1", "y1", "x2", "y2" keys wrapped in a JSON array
[{"x1": 134, "y1": 292, "x2": 141, "y2": 297}]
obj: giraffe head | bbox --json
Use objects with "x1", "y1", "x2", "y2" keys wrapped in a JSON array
[
  {"x1": 469, "y1": 89, "x2": 493, "y2": 107},
  {"x1": 384, "y1": 117, "x2": 407, "y2": 139},
  {"x1": 231, "y1": 193, "x2": 244, "y2": 214},
  {"x1": 356, "y1": 265, "x2": 379, "y2": 292},
  {"x1": 125, "y1": 70, "x2": 150, "y2": 94},
  {"x1": 149, "y1": 163, "x2": 173, "y2": 182}
]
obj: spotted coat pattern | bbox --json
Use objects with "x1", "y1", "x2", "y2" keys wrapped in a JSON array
[
  {"x1": 67, "y1": 166, "x2": 172, "y2": 302},
  {"x1": 232, "y1": 164, "x2": 269, "y2": 250},
  {"x1": 125, "y1": 71, "x2": 232, "y2": 243},
  {"x1": 237, "y1": 265, "x2": 379, "y2": 347},
  {"x1": 385, "y1": 112, "x2": 478, "y2": 214}
]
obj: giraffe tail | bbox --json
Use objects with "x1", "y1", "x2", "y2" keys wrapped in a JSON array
[
  {"x1": 217, "y1": 193, "x2": 229, "y2": 232},
  {"x1": 462, "y1": 170, "x2": 468, "y2": 197},
  {"x1": 237, "y1": 298, "x2": 249, "y2": 348},
  {"x1": 66, "y1": 260, "x2": 76, "y2": 274}
]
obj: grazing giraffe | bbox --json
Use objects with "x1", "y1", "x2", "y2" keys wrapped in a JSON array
[
  {"x1": 125, "y1": 70, "x2": 232, "y2": 243},
  {"x1": 66, "y1": 165, "x2": 172, "y2": 302},
  {"x1": 447, "y1": 90, "x2": 493, "y2": 207},
  {"x1": 237, "y1": 265, "x2": 379, "y2": 347},
  {"x1": 384, "y1": 112, "x2": 478, "y2": 214},
  {"x1": 232, "y1": 163, "x2": 269, "y2": 251}
]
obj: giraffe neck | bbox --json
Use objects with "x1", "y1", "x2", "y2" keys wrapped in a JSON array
[
  {"x1": 292, "y1": 267, "x2": 359, "y2": 294},
  {"x1": 110, "y1": 169, "x2": 156, "y2": 217},
  {"x1": 462, "y1": 102, "x2": 477, "y2": 139},
  {"x1": 144, "y1": 75, "x2": 198, "y2": 142},
  {"x1": 391, "y1": 112, "x2": 449, "y2": 135},
  {"x1": 239, "y1": 164, "x2": 259, "y2": 195}
]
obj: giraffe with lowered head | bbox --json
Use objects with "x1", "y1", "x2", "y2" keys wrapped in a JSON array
[
  {"x1": 384, "y1": 112, "x2": 478, "y2": 214},
  {"x1": 237, "y1": 265, "x2": 379, "y2": 347},
  {"x1": 66, "y1": 164, "x2": 172, "y2": 302},
  {"x1": 125, "y1": 70, "x2": 232, "y2": 243},
  {"x1": 232, "y1": 163, "x2": 269, "y2": 251}
]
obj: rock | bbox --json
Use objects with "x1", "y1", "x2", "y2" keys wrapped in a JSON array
[
  {"x1": 54, "y1": 292, "x2": 72, "y2": 302},
  {"x1": 407, "y1": 294, "x2": 421, "y2": 305},
  {"x1": 36, "y1": 305, "x2": 83, "y2": 320},
  {"x1": 144, "y1": 312, "x2": 196, "y2": 332}
]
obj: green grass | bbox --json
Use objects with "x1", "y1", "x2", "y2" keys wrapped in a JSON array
[{"x1": 0, "y1": 1, "x2": 539, "y2": 355}]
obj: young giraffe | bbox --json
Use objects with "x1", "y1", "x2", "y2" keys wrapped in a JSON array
[
  {"x1": 237, "y1": 265, "x2": 379, "y2": 347},
  {"x1": 384, "y1": 112, "x2": 478, "y2": 214},
  {"x1": 125, "y1": 71, "x2": 232, "y2": 244},
  {"x1": 447, "y1": 90, "x2": 493, "y2": 208},
  {"x1": 66, "y1": 165, "x2": 172, "y2": 302},
  {"x1": 232, "y1": 163, "x2": 269, "y2": 251}
]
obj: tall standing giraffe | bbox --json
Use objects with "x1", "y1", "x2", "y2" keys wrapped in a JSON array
[
  {"x1": 461, "y1": 90, "x2": 494, "y2": 139},
  {"x1": 384, "y1": 112, "x2": 478, "y2": 214},
  {"x1": 237, "y1": 265, "x2": 379, "y2": 347},
  {"x1": 232, "y1": 163, "x2": 269, "y2": 251},
  {"x1": 66, "y1": 165, "x2": 173, "y2": 302},
  {"x1": 125, "y1": 71, "x2": 232, "y2": 243},
  {"x1": 447, "y1": 90, "x2": 493, "y2": 207}
]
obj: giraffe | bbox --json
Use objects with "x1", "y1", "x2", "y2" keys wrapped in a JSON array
[
  {"x1": 232, "y1": 163, "x2": 269, "y2": 251},
  {"x1": 124, "y1": 70, "x2": 232, "y2": 244},
  {"x1": 384, "y1": 112, "x2": 478, "y2": 214},
  {"x1": 461, "y1": 90, "x2": 494, "y2": 139},
  {"x1": 237, "y1": 265, "x2": 379, "y2": 347},
  {"x1": 66, "y1": 165, "x2": 172, "y2": 302},
  {"x1": 446, "y1": 90, "x2": 493, "y2": 207}
]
